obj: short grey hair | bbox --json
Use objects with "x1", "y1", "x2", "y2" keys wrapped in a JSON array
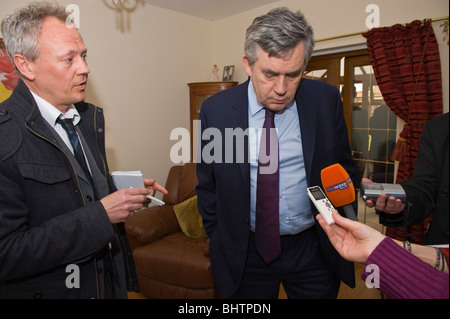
[
  {"x1": 244, "y1": 7, "x2": 315, "y2": 71},
  {"x1": 1, "y1": 1, "x2": 69, "y2": 76}
]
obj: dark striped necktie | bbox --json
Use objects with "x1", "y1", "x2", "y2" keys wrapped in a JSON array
[
  {"x1": 56, "y1": 118, "x2": 91, "y2": 180},
  {"x1": 255, "y1": 108, "x2": 281, "y2": 264}
]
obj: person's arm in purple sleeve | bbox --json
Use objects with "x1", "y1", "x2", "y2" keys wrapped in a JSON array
[
  {"x1": 316, "y1": 210, "x2": 449, "y2": 299},
  {"x1": 362, "y1": 237, "x2": 449, "y2": 299}
]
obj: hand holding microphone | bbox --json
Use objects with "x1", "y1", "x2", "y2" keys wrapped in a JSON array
[{"x1": 316, "y1": 210, "x2": 385, "y2": 263}]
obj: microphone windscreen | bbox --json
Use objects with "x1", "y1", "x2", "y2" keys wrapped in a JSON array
[{"x1": 321, "y1": 164, "x2": 355, "y2": 207}]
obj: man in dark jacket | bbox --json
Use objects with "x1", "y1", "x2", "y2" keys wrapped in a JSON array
[
  {"x1": 196, "y1": 8, "x2": 356, "y2": 298},
  {"x1": 0, "y1": 2, "x2": 166, "y2": 298},
  {"x1": 365, "y1": 112, "x2": 449, "y2": 245}
]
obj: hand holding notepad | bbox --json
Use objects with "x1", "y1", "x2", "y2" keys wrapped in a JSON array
[{"x1": 111, "y1": 171, "x2": 165, "y2": 206}]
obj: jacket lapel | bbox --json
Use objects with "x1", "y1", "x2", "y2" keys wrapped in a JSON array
[
  {"x1": 226, "y1": 81, "x2": 251, "y2": 194},
  {"x1": 296, "y1": 80, "x2": 315, "y2": 184},
  {"x1": 18, "y1": 80, "x2": 93, "y2": 184}
]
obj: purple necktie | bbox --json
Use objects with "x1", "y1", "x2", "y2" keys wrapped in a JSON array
[{"x1": 255, "y1": 108, "x2": 281, "y2": 264}]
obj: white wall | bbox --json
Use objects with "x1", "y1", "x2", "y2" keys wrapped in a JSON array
[
  {"x1": 211, "y1": 0, "x2": 449, "y2": 112},
  {"x1": 1, "y1": 0, "x2": 448, "y2": 189}
]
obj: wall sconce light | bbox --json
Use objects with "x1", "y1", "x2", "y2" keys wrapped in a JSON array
[
  {"x1": 103, "y1": 0, "x2": 140, "y2": 32},
  {"x1": 111, "y1": 0, "x2": 133, "y2": 7}
]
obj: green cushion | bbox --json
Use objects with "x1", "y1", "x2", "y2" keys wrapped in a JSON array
[{"x1": 173, "y1": 196, "x2": 207, "y2": 238}]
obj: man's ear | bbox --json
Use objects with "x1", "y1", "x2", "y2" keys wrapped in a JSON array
[
  {"x1": 242, "y1": 54, "x2": 253, "y2": 77},
  {"x1": 13, "y1": 54, "x2": 35, "y2": 81}
]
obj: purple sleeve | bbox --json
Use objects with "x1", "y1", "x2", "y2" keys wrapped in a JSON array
[{"x1": 361, "y1": 237, "x2": 449, "y2": 299}]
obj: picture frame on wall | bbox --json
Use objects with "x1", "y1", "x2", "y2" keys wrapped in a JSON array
[
  {"x1": 0, "y1": 38, "x2": 19, "y2": 102},
  {"x1": 222, "y1": 65, "x2": 235, "y2": 81}
]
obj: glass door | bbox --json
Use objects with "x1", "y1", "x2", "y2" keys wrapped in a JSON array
[
  {"x1": 343, "y1": 56, "x2": 397, "y2": 188},
  {"x1": 344, "y1": 56, "x2": 397, "y2": 231},
  {"x1": 305, "y1": 50, "x2": 398, "y2": 231}
]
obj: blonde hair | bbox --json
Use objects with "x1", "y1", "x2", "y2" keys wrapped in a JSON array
[{"x1": 1, "y1": 1, "x2": 69, "y2": 76}]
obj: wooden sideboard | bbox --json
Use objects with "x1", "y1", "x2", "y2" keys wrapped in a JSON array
[
  {"x1": 188, "y1": 81, "x2": 238, "y2": 123},
  {"x1": 187, "y1": 81, "x2": 238, "y2": 159}
]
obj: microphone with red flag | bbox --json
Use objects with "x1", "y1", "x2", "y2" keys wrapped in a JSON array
[{"x1": 321, "y1": 164, "x2": 357, "y2": 221}]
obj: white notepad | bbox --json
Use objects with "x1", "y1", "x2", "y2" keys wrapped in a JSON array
[
  {"x1": 111, "y1": 171, "x2": 145, "y2": 189},
  {"x1": 111, "y1": 171, "x2": 165, "y2": 206}
]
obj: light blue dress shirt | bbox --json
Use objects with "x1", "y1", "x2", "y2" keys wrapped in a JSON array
[{"x1": 248, "y1": 79, "x2": 315, "y2": 235}]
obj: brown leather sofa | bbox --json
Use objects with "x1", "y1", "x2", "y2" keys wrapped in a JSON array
[{"x1": 125, "y1": 163, "x2": 218, "y2": 299}]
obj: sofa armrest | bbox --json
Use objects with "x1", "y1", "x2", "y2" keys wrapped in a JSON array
[{"x1": 125, "y1": 204, "x2": 181, "y2": 250}]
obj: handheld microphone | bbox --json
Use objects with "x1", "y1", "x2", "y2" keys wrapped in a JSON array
[{"x1": 321, "y1": 164, "x2": 357, "y2": 221}]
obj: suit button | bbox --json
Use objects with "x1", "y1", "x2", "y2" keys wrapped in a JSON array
[
  {"x1": 440, "y1": 189, "x2": 448, "y2": 197},
  {"x1": 0, "y1": 110, "x2": 8, "y2": 116},
  {"x1": 33, "y1": 291, "x2": 43, "y2": 299},
  {"x1": 86, "y1": 195, "x2": 93, "y2": 202}
]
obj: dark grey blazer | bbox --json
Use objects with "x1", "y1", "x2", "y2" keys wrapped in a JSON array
[{"x1": 0, "y1": 80, "x2": 138, "y2": 298}]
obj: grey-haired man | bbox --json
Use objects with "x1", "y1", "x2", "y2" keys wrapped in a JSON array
[
  {"x1": 0, "y1": 2, "x2": 166, "y2": 299},
  {"x1": 196, "y1": 8, "x2": 357, "y2": 298}
]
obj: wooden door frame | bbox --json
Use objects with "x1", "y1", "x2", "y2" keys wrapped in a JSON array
[{"x1": 304, "y1": 49, "x2": 369, "y2": 140}]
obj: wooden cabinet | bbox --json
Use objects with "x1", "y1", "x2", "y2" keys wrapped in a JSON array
[
  {"x1": 188, "y1": 81, "x2": 238, "y2": 159},
  {"x1": 188, "y1": 81, "x2": 238, "y2": 124}
]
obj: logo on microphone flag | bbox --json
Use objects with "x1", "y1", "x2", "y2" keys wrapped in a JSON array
[{"x1": 325, "y1": 177, "x2": 353, "y2": 193}]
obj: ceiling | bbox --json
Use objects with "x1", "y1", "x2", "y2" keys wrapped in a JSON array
[{"x1": 139, "y1": 0, "x2": 283, "y2": 21}]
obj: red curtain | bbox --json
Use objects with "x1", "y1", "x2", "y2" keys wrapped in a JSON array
[{"x1": 363, "y1": 20, "x2": 443, "y2": 244}]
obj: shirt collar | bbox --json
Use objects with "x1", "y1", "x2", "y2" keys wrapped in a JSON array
[
  {"x1": 247, "y1": 78, "x2": 297, "y2": 118},
  {"x1": 248, "y1": 78, "x2": 265, "y2": 118},
  {"x1": 30, "y1": 90, "x2": 80, "y2": 127}
]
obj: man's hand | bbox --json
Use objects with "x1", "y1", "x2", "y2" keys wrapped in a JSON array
[
  {"x1": 362, "y1": 178, "x2": 405, "y2": 214},
  {"x1": 101, "y1": 188, "x2": 150, "y2": 224},
  {"x1": 143, "y1": 178, "x2": 168, "y2": 197},
  {"x1": 101, "y1": 178, "x2": 169, "y2": 224}
]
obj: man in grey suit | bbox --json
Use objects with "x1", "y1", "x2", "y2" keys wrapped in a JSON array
[
  {"x1": 0, "y1": 2, "x2": 166, "y2": 298},
  {"x1": 196, "y1": 8, "x2": 357, "y2": 298}
]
